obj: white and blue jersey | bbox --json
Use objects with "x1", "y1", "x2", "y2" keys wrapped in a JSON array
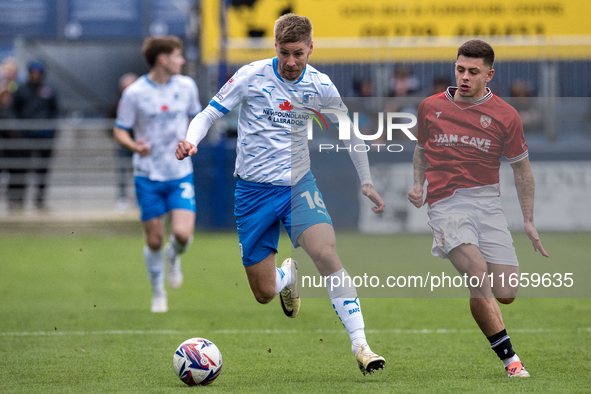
[
  {"x1": 116, "y1": 74, "x2": 201, "y2": 182},
  {"x1": 208, "y1": 57, "x2": 346, "y2": 186},
  {"x1": 185, "y1": 57, "x2": 371, "y2": 263}
]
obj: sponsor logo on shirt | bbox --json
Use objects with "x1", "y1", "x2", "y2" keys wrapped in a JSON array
[
  {"x1": 262, "y1": 100, "x2": 309, "y2": 126},
  {"x1": 148, "y1": 108, "x2": 182, "y2": 121},
  {"x1": 432, "y1": 133, "x2": 491, "y2": 152},
  {"x1": 279, "y1": 100, "x2": 293, "y2": 111},
  {"x1": 262, "y1": 86, "x2": 275, "y2": 98}
]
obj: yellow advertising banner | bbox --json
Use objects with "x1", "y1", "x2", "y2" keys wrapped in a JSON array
[{"x1": 201, "y1": 0, "x2": 591, "y2": 63}]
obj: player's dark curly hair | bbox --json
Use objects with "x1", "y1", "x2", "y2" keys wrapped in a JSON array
[
  {"x1": 274, "y1": 14, "x2": 313, "y2": 45},
  {"x1": 142, "y1": 36, "x2": 183, "y2": 68},
  {"x1": 457, "y1": 39, "x2": 495, "y2": 68}
]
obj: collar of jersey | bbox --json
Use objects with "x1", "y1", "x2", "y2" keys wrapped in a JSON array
[
  {"x1": 446, "y1": 86, "x2": 492, "y2": 104},
  {"x1": 143, "y1": 74, "x2": 173, "y2": 87},
  {"x1": 445, "y1": 86, "x2": 493, "y2": 109},
  {"x1": 272, "y1": 57, "x2": 306, "y2": 84}
]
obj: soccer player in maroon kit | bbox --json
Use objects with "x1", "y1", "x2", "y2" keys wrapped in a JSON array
[{"x1": 408, "y1": 39, "x2": 549, "y2": 378}]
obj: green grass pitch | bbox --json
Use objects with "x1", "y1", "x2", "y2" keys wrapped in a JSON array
[{"x1": 0, "y1": 229, "x2": 589, "y2": 393}]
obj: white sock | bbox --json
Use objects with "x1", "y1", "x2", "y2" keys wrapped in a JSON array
[
  {"x1": 350, "y1": 328, "x2": 369, "y2": 354},
  {"x1": 503, "y1": 353, "x2": 520, "y2": 368},
  {"x1": 327, "y1": 268, "x2": 368, "y2": 354},
  {"x1": 144, "y1": 246, "x2": 165, "y2": 296},
  {"x1": 169, "y1": 234, "x2": 193, "y2": 256},
  {"x1": 274, "y1": 266, "x2": 292, "y2": 294}
]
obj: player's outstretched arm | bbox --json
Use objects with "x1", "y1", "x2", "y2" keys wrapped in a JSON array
[
  {"x1": 362, "y1": 184, "x2": 385, "y2": 213},
  {"x1": 177, "y1": 104, "x2": 225, "y2": 160},
  {"x1": 408, "y1": 146, "x2": 429, "y2": 208},
  {"x1": 175, "y1": 140, "x2": 197, "y2": 160},
  {"x1": 510, "y1": 157, "x2": 549, "y2": 257}
]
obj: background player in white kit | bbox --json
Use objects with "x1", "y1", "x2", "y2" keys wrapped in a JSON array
[
  {"x1": 408, "y1": 39, "x2": 549, "y2": 378},
  {"x1": 176, "y1": 14, "x2": 386, "y2": 375},
  {"x1": 114, "y1": 36, "x2": 202, "y2": 313}
]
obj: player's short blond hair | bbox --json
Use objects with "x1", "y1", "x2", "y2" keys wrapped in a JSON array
[
  {"x1": 142, "y1": 36, "x2": 183, "y2": 68},
  {"x1": 274, "y1": 14, "x2": 313, "y2": 45}
]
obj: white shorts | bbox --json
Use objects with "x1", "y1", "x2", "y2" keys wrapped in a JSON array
[{"x1": 427, "y1": 190, "x2": 519, "y2": 266}]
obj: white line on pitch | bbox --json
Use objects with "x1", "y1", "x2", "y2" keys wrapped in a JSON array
[
  {"x1": 1, "y1": 328, "x2": 589, "y2": 337},
  {"x1": 0, "y1": 330, "x2": 183, "y2": 336}
]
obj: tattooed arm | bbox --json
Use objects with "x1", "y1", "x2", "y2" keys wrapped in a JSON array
[
  {"x1": 510, "y1": 157, "x2": 549, "y2": 257},
  {"x1": 407, "y1": 146, "x2": 430, "y2": 208}
]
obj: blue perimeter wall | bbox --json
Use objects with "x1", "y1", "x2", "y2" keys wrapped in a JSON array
[{"x1": 192, "y1": 139, "x2": 591, "y2": 231}]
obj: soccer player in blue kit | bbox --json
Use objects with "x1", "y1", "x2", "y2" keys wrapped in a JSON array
[
  {"x1": 176, "y1": 14, "x2": 386, "y2": 374},
  {"x1": 114, "y1": 36, "x2": 202, "y2": 313}
]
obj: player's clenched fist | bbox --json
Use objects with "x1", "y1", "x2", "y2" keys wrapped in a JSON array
[
  {"x1": 407, "y1": 184, "x2": 424, "y2": 208},
  {"x1": 176, "y1": 140, "x2": 197, "y2": 160},
  {"x1": 135, "y1": 139, "x2": 151, "y2": 157},
  {"x1": 362, "y1": 184, "x2": 385, "y2": 214}
]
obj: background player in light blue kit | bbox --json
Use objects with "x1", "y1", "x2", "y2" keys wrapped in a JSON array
[
  {"x1": 176, "y1": 14, "x2": 386, "y2": 374},
  {"x1": 114, "y1": 36, "x2": 202, "y2": 313}
]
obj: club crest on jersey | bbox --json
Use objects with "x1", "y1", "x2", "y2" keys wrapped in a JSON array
[
  {"x1": 480, "y1": 115, "x2": 492, "y2": 128},
  {"x1": 303, "y1": 92, "x2": 316, "y2": 105}
]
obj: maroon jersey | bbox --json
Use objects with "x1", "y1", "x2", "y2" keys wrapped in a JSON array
[{"x1": 417, "y1": 87, "x2": 528, "y2": 205}]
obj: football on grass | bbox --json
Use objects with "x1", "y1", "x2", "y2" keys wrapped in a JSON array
[{"x1": 173, "y1": 338, "x2": 223, "y2": 386}]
